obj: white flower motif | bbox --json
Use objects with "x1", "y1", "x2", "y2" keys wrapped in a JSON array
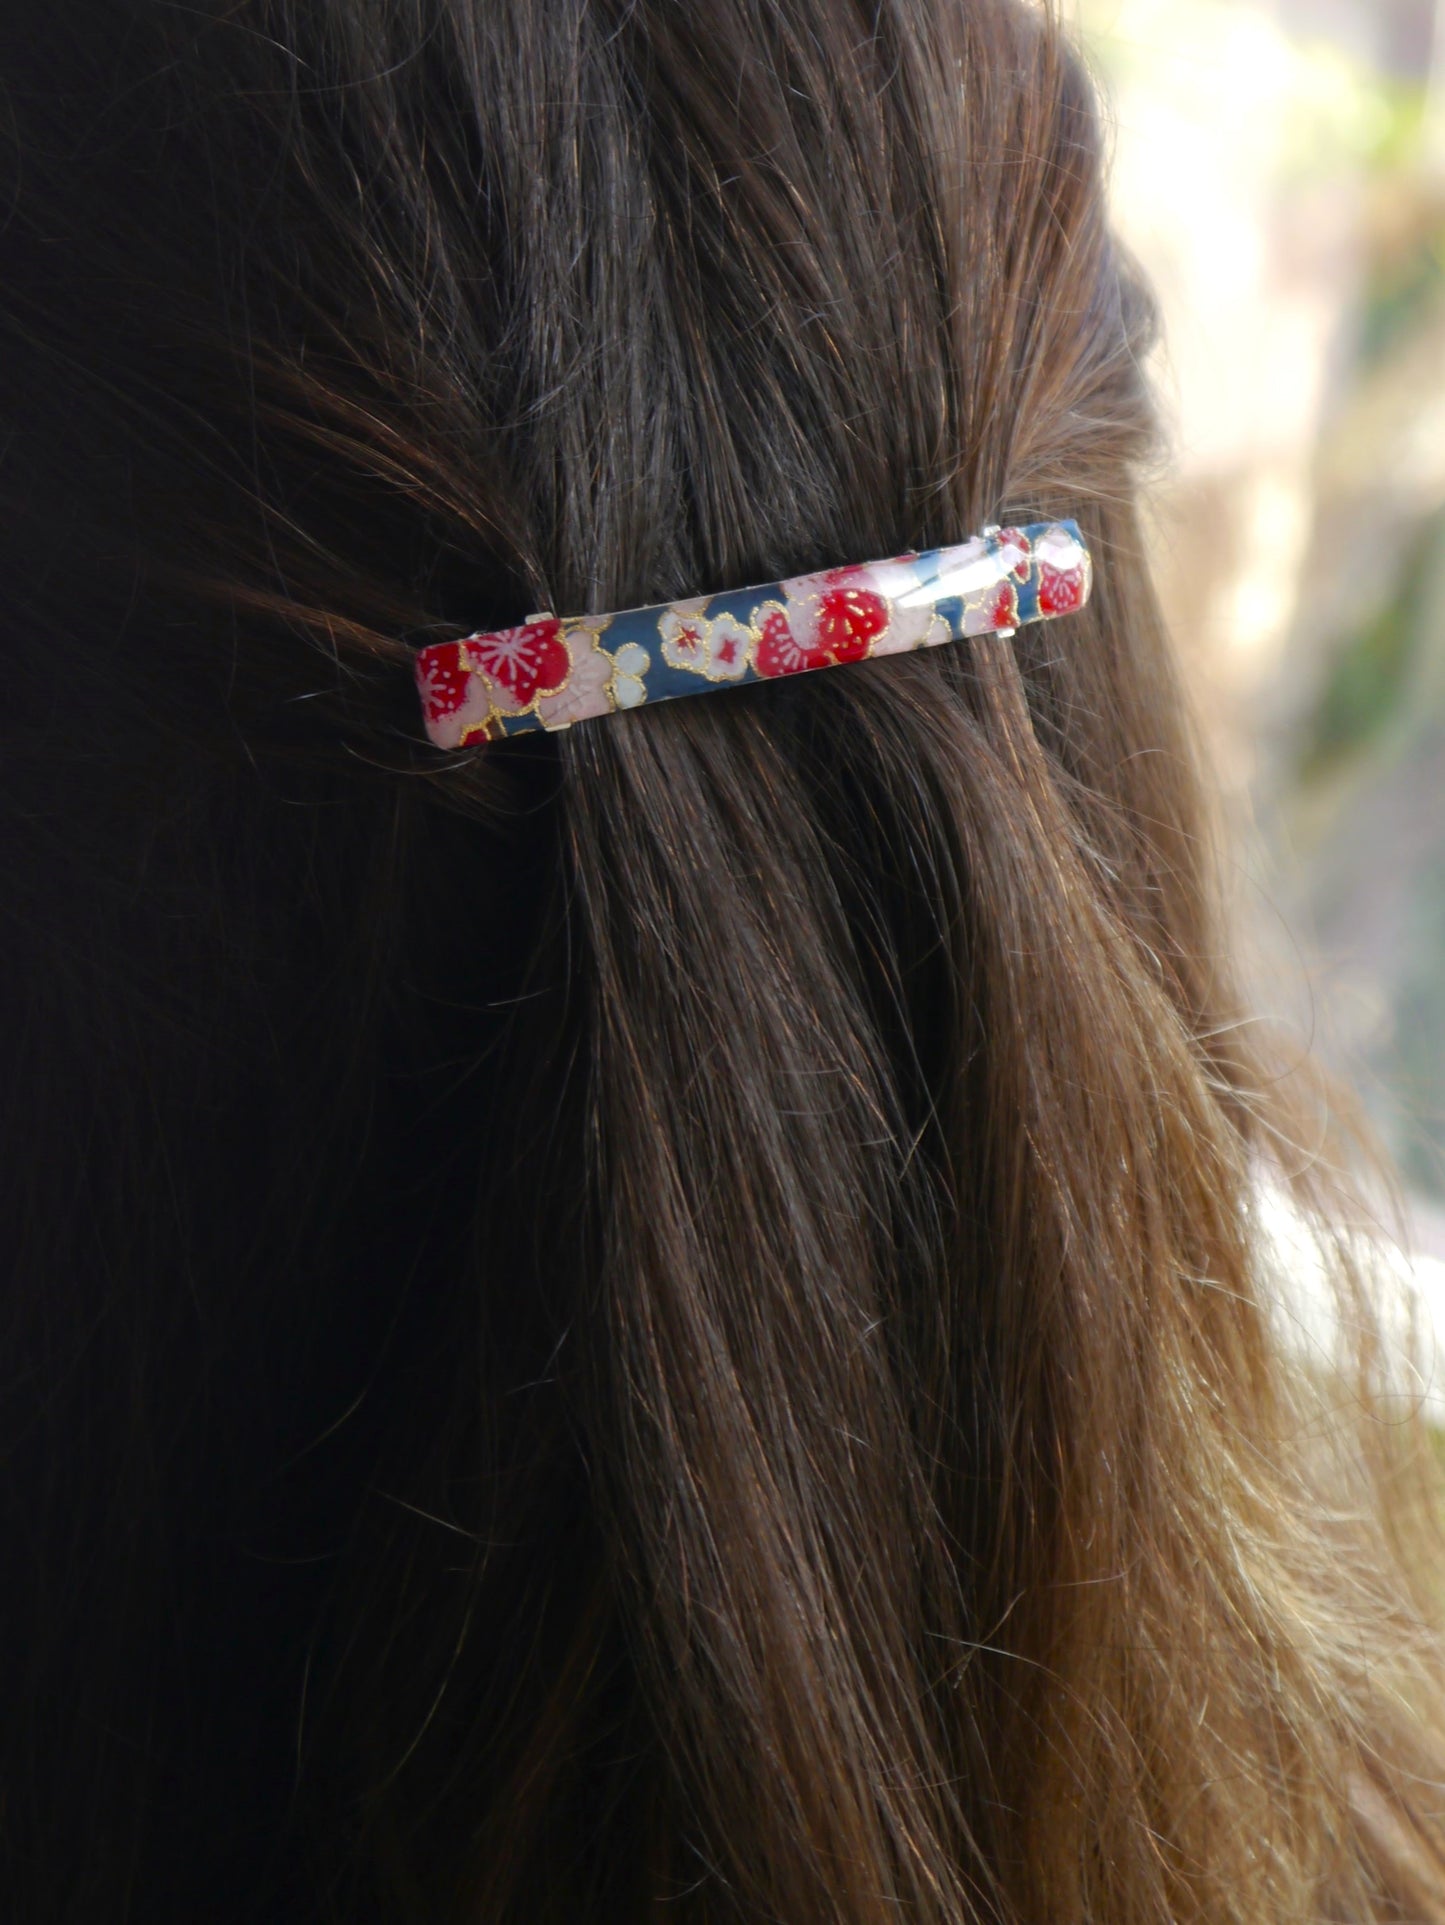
[
  {"x1": 874, "y1": 540, "x2": 998, "y2": 652},
  {"x1": 923, "y1": 534, "x2": 994, "y2": 601},
  {"x1": 609, "y1": 640, "x2": 650, "y2": 709},
  {"x1": 658, "y1": 600, "x2": 757, "y2": 680},
  {"x1": 886, "y1": 606, "x2": 951, "y2": 652},
  {"x1": 855, "y1": 556, "x2": 920, "y2": 601},
  {"x1": 659, "y1": 601, "x2": 712, "y2": 675},
  {"x1": 705, "y1": 612, "x2": 751, "y2": 679},
  {"x1": 535, "y1": 620, "x2": 613, "y2": 731},
  {"x1": 860, "y1": 558, "x2": 948, "y2": 654},
  {"x1": 1032, "y1": 525, "x2": 1086, "y2": 574}
]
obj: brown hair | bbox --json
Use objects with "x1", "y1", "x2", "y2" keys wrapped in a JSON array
[{"x1": 2, "y1": 0, "x2": 1444, "y2": 1918}]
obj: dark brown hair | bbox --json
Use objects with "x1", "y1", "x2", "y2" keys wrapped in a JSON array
[{"x1": 2, "y1": 1, "x2": 1444, "y2": 1919}]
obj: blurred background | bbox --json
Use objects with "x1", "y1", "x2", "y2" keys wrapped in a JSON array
[{"x1": 1070, "y1": 0, "x2": 1445, "y2": 1273}]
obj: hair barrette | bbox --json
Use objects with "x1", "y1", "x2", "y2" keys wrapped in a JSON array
[{"x1": 415, "y1": 518, "x2": 1091, "y2": 748}]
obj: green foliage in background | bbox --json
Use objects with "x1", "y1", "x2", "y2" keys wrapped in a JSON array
[{"x1": 1298, "y1": 512, "x2": 1444, "y2": 781}]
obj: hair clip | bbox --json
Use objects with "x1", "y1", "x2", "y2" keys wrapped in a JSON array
[{"x1": 415, "y1": 518, "x2": 1091, "y2": 748}]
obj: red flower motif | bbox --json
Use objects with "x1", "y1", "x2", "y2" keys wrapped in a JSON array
[
  {"x1": 986, "y1": 581, "x2": 1020, "y2": 632},
  {"x1": 416, "y1": 642, "x2": 474, "y2": 728},
  {"x1": 1038, "y1": 562, "x2": 1085, "y2": 617},
  {"x1": 755, "y1": 608, "x2": 813, "y2": 678},
  {"x1": 756, "y1": 583, "x2": 892, "y2": 680},
  {"x1": 465, "y1": 617, "x2": 570, "y2": 707},
  {"x1": 815, "y1": 586, "x2": 888, "y2": 662}
]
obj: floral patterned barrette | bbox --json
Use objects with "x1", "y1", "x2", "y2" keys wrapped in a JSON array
[{"x1": 415, "y1": 518, "x2": 1091, "y2": 748}]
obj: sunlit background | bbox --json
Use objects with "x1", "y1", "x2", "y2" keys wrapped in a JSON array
[{"x1": 1071, "y1": 0, "x2": 1445, "y2": 1277}]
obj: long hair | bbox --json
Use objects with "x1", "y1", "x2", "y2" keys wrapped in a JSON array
[{"x1": 2, "y1": 1, "x2": 1444, "y2": 1919}]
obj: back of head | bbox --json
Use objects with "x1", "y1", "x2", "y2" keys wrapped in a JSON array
[{"x1": 3, "y1": 2, "x2": 1445, "y2": 1920}]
